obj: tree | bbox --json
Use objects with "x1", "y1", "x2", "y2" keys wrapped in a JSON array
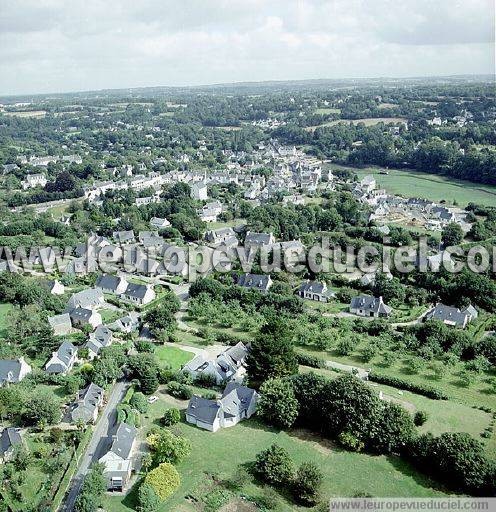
[
  {"x1": 293, "y1": 462, "x2": 323, "y2": 506},
  {"x1": 137, "y1": 483, "x2": 161, "y2": 512},
  {"x1": 144, "y1": 462, "x2": 181, "y2": 501},
  {"x1": 146, "y1": 428, "x2": 191, "y2": 465},
  {"x1": 130, "y1": 392, "x2": 149, "y2": 413},
  {"x1": 257, "y1": 378, "x2": 299, "y2": 429},
  {"x1": 246, "y1": 316, "x2": 298, "y2": 386},
  {"x1": 441, "y1": 222, "x2": 463, "y2": 247},
  {"x1": 128, "y1": 353, "x2": 160, "y2": 394},
  {"x1": 75, "y1": 464, "x2": 106, "y2": 512},
  {"x1": 255, "y1": 444, "x2": 295, "y2": 487},
  {"x1": 161, "y1": 408, "x2": 181, "y2": 427},
  {"x1": 23, "y1": 389, "x2": 60, "y2": 427},
  {"x1": 369, "y1": 403, "x2": 416, "y2": 454},
  {"x1": 414, "y1": 410, "x2": 428, "y2": 426}
]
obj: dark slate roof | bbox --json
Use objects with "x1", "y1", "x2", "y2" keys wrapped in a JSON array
[
  {"x1": 299, "y1": 280, "x2": 326, "y2": 294},
  {"x1": 350, "y1": 295, "x2": 391, "y2": 315},
  {"x1": 0, "y1": 359, "x2": 23, "y2": 383},
  {"x1": 109, "y1": 423, "x2": 137, "y2": 460},
  {"x1": 244, "y1": 231, "x2": 272, "y2": 245},
  {"x1": 55, "y1": 341, "x2": 77, "y2": 366},
  {"x1": 124, "y1": 283, "x2": 149, "y2": 299},
  {"x1": 96, "y1": 274, "x2": 122, "y2": 292},
  {"x1": 113, "y1": 230, "x2": 135, "y2": 243},
  {"x1": 70, "y1": 307, "x2": 94, "y2": 322},
  {"x1": 223, "y1": 342, "x2": 248, "y2": 365},
  {"x1": 426, "y1": 304, "x2": 469, "y2": 327},
  {"x1": 186, "y1": 395, "x2": 221, "y2": 425},
  {"x1": 0, "y1": 428, "x2": 22, "y2": 456},
  {"x1": 237, "y1": 273, "x2": 271, "y2": 291},
  {"x1": 71, "y1": 383, "x2": 104, "y2": 423},
  {"x1": 220, "y1": 383, "x2": 256, "y2": 417}
]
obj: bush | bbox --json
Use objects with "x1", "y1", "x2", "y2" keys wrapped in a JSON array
[
  {"x1": 293, "y1": 462, "x2": 323, "y2": 506},
  {"x1": 194, "y1": 373, "x2": 218, "y2": 388},
  {"x1": 161, "y1": 408, "x2": 181, "y2": 427},
  {"x1": 258, "y1": 378, "x2": 299, "y2": 429},
  {"x1": 296, "y1": 353, "x2": 326, "y2": 369},
  {"x1": 144, "y1": 462, "x2": 181, "y2": 501},
  {"x1": 167, "y1": 381, "x2": 192, "y2": 400},
  {"x1": 338, "y1": 431, "x2": 364, "y2": 452},
  {"x1": 137, "y1": 482, "x2": 161, "y2": 512},
  {"x1": 368, "y1": 371, "x2": 448, "y2": 400},
  {"x1": 130, "y1": 392, "x2": 149, "y2": 413},
  {"x1": 414, "y1": 410, "x2": 428, "y2": 426},
  {"x1": 147, "y1": 428, "x2": 191, "y2": 464},
  {"x1": 255, "y1": 444, "x2": 295, "y2": 487}
]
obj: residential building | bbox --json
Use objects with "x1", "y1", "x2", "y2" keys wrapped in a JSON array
[
  {"x1": 67, "y1": 288, "x2": 105, "y2": 310},
  {"x1": 21, "y1": 173, "x2": 47, "y2": 190},
  {"x1": 298, "y1": 280, "x2": 335, "y2": 302},
  {"x1": 48, "y1": 313, "x2": 73, "y2": 336},
  {"x1": 85, "y1": 325, "x2": 113, "y2": 359},
  {"x1": 204, "y1": 227, "x2": 238, "y2": 247},
  {"x1": 0, "y1": 357, "x2": 32, "y2": 386},
  {"x1": 191, "y1": 181, "x2": 208, "y2": 200},
  {"x1": 425, "y1": 303, "x2": 477, "y2": 329},
  {"x1": 69, "y1": 383, "x2": 105, "y2": 424},
  {"x1": 237, "y1": 273, "x2": 273, "y2": 293},
  {"x1": 70, "y1": 307, "x2": 102, "y2": 330},
  {"x1": 96, "y1": 274, "x2": 128, "y2": 295},
  {"x1": 186, "y1": 382, "x2": 258, "y2": 432},
  {"x1": 244, "y1": 231, "x2": 275, "y2": 249},
  {"x1": 122, "y1": 283, "x2": 156, "y2": 306},
  {"x1": 349, "y1": 295, "x2": 392, "y2": 318},
  {"x1": 149, "y1": 217, "x2": 170, "y2": 229},
  {"x1": 0, "y1": 428, "x2": 23, "y2": 462},
  {"x1": 45, "y1": 341, "x2": 78, "y2": 374}
]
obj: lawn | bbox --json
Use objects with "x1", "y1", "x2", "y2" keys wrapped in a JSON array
[
  {"x1": 306, "y1": 117, "x2": 407, "y2": 131},
  {"x1": 342, "y1": 165, "x2": 496, "y2": 207},
  {"x1": 0, "y1": 302, "x2": 13, "y2": 338},
  {"x1": 103, "y1": 391, "x2": 452, "y2": 512},
  {"x1": 154, "y1": 345, "x2": 193, "y2": 370}
]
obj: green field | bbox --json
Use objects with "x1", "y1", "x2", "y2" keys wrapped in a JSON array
[
  {"x1": 154, "y1": 345, "x2": 193, "y2": 370},
  {"x1": 104, "y1": 391, "x2": 452, "y2": 512},
  {"x1": 343, "y1": 165, "x2": 496, "y2": 207}
]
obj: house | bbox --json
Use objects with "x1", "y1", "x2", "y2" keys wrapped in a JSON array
[
  {"x1": 85, "y1": 325, "x2": 113, "y2": 359},
  {"x1": 204, "y1": 227, "x2": 238, "y2": 247},
  {"x1": 183, "y1": 342, "x2": 249, "y2": 384},
  {"x1": 244, "y1": 231, "x2": 275, "y2": 249},
  {"x1": 48, "y1": 313, "x2": 73, "y2": 336},
  {"x1": 21, "y1": 173, "x2": 47, "y2": 190},
  {"x1": 237, "y1": 273, "x2": 273, "y2": 293},
  {"x1": 67, "y1": 288, "x2": 105, "y2": 310},
  {"x1": 69, "y1": 383, "x2": 105, "y2": 424},
  {"x1": 45, "y1": 279, "x2": 65, "y2": 295},
  {"x1": 150, "y1": 217, "x2": 170, "y2": 229},
  {"x1": 122, "y1": 283, "x2": 156, "y2": 306},
  {"x1": 70, "y1": 307, "x2": 102, "y2": 330},
  {"x1": 45, "y1": 341, "x2": 78, "y2": 374},
  {"x1": 110, "y1": 312, "x2": 140, "y2": 333},
  {"x1": 186, "y1": 382, "x2": 258, "y2": 432},
  {"x1": 349, "y1": 295, "x2": 392, "y2": 318},
  {"x1": 191, "y1": 181, "x2": 208, "y2": 200},
  {"x1": 96, "y1": 274, "x2": 128, "y2": 295},
  {"x1": 425, "y1": 303, "x2": 477, "y2": 329},
  {"x1": 298, "y1": 280, "x2": 335, "y2": 302},
  {"x1": 112, "y1": 230, "x2": 135, "y2": 244},
  {"x1": 0, "y1": 357, "x2": 32, "y2": 386},
  {"x1": 0, "y1": 428, "x2": 23, "y2": 462},
  {"x1": 360, "y1": 175, "x2": 376, "y2": 193},
  {"x1": 99, "y1": 423, "x2": 137, "y2": 490}
]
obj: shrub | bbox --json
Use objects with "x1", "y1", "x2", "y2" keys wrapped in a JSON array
[
  {"x1": 161, "y1": 408, "x2": 181, "y2": 427},
  {"x1": 258, "y1": 378, "x2": 299, "y2": 429},
  {"x1": 137, "y1": 482, "x2": 161, "y2": 512},
  {"x1": 144, "y1": 462, "x2": 181, "y2": 501},
  {"x1": 194, "y1": 373, "x2": 218, "y2": 388},
  {"x1": 368, "y1": 371, "x2": 448, "y2": 400},
  {"x1": 130, "y1": 392, "x2": 149, "y2": 413},
  {"x1": 336, "y1": 336, "x2": 355, "y2": 356},
  {"x1": 414, "y1": 410, "x2": 428, "y2": 426},
  {"x1": 255, "y1": 444, "x2": 295, "y2": 487},
  {"x1": 167, "y1": 381, "x2": 192, "y2": 400},
  {"x1": 293, "y1": 462, "x2": 323, "y2": 506},
  {"x1": 296, "y1": 353, "x2": 326, "y2": 369},
  {"x1": 147, "y1": 428, "x2": 191, "y2": 464},
  {"x1": 338, "y1": 431, "x2": 364, "y2": 452}
]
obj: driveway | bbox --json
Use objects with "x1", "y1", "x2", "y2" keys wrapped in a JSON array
[{"x1": 60, "y1": 380, "x2": 129, "y2": 512}]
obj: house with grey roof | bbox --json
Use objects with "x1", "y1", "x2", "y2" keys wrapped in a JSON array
[
  {"x1": 425, "y1": 303, "x2": 477, "y2": 329},
  {"x1": 85, "y1": 325, "x2": 113, "y2": 359},
  {"x1": 69, "y1": 307, "x2": 102, "y2": 330},
  {"x1": 45, "y1": 341, "x2": 78, "y2": 374},
  {"x1": 96, "y1": 274, "x2": 128, "y2": 295},
  {"x1": 109, "y1": 311, "x2": 140, "y2": 333},
  {"x1": 237, "y1": 273, "x2": 273, "y2": 293},
  {"x1": 298, "y1": 280, "x2": 335, "y2": 302},
  {"x1": 44, "y1": 279, "x2": 65, "y2": 295},
  {"x1": 122, "y1": 283, "x2": 156, "y2": 306},
  {"x1": 204, "y1": 227, "x2": 238, "y2": 247},
  {"x1": 244, "y1": 231, "x2": 275, "y2": 249},
  {"x1": 150, "y1": 217, "x2": 170, "y2": 230},
  {"x1": 0, "y1": 428, "x2": 23, "y2": 463},
  {"x1": 349, "y1": 295, "x2": 392, "y2": 318},
  {"x1": 67, "y1": 288, "x2": 104, "y2": 310},
  {"x1": 112, "y1": 230, "x2": 135, "y2": 244},
  {"x1": 186, "y1": 382, "x2": 258, "y2": 432},
  {"x1": 0, "y1": 357, "x2": 32, "y2": 387},
  {"x1": 99, "y1": 422, "x2": 137, "y2": 490},
  {"x1": 69, "y1": 383, "x2": 105, "y2": 424},
  {"x1": 48, "y1": 313, "x2": 73, "y2": 336}
]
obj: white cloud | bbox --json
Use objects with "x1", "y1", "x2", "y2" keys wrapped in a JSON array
[{"x1": 0, "y1": 0, "x2": 493, "y2": 95}]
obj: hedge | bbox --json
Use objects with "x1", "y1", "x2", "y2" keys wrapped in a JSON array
[
  {"x1": 296, "y1": 353, "x2": 326, "y2": 369},
  {"x1": 368, "y1": 371, "x2": 449, "y2": 400}
]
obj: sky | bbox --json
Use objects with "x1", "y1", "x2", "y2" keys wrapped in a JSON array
[{"x1": 0, "y1": 0, "x2": 494, "y2": 96}]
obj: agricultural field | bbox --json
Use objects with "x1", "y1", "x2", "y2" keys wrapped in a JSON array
[
  {"x1": 343, "y1": 165, "x2": 496, "y2": 206},
  {"x1": 306, "y1": 117, "x2": 408, "y2": 131}
]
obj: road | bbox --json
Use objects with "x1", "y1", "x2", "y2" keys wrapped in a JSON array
[{"x1": 60, "y1": 380, "x2": 129, "y2": 512}]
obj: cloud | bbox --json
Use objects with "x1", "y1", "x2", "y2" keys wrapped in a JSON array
[{"x1": 0, "y1": 0, "x2": 493, "y2": 95}]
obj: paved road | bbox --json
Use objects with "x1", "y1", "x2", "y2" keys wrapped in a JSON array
[{"x1": 60, "y1": 380, "x2": 129, "y2": 512}]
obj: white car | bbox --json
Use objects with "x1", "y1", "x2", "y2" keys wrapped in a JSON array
[{"x1": 147, "y1": 396, "x2": 158, "y2": 404}]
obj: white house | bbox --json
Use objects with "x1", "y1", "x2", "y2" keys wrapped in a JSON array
[{"x1": 45, "y1": 341, "x2": 78, "y2": 375}]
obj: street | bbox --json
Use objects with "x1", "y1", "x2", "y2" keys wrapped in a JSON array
[{"x1": 60, "y1": 380, "x2": 129, "y2": 512}]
